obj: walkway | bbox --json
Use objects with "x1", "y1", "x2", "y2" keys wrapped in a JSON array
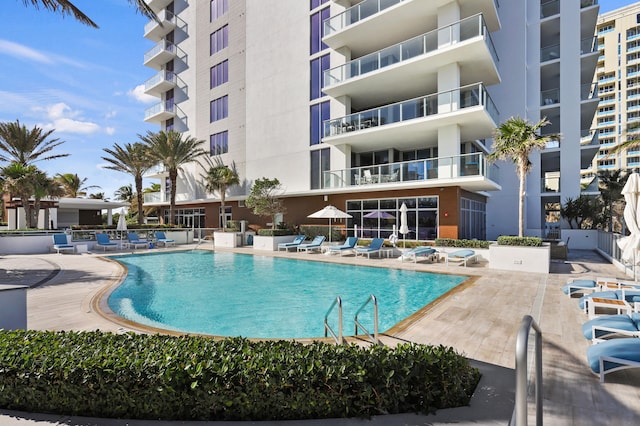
[{"x1": 0, "y1": 246, "x2": 638, "y2": 425}]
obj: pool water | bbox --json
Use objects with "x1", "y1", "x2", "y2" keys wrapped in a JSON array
[{"x1": 108, "y1": 251, "x2": 467, "y2": 339}]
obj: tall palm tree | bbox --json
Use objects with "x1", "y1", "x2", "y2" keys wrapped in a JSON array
[
  {"x1": 0, "y1": 162, "x2": 39, "y2": 228},
  {"x1": 201, "y1": 157, "x2": 240, "y2": 229},
  {"x1": 598, "y1": 169, "x2": 628, "y2": 232},
  {"x1": 114, "y1": 184, "x2": 134, "y2": 203},
  {"x1": 140, "y1": 130, "x2": 206, "y2": 225},
  {"x1": 487, "y1": 116, "x2": 559, "y2": 237},
  {"x1": 0, "y1": 119, "x2": 68, "y2": 165},
  {"x1": 19, "y1": 0, "x2": 157, "y2": 28},
  {"x1": 31, "y1": 171, "x2": 64, "y2": 228},
  {"x1": 102, "y1": 142, "x2": 153, "y2": 225},
  {"x1": 54, "y1": 173, "x2": 100, "y2": 198}
]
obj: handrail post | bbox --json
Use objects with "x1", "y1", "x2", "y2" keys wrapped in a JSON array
[{"x1": 512, "y1": 315, "x2": 543, "y2": 426}]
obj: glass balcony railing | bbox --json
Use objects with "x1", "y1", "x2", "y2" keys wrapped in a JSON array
[
  {"x1": 323, "y1": 0, "x2": 405, "y2": 37},
  {"x1": 323, "y1": 83, "x2": 498, "y2": 138},
  {"x1": 144, "y1": 70, "x2": 177, "y2": 91},
  {"x1": 581, "y1": 83, "x2": 598, "y2": 101},
  {"x1": 540, "y1": 43, "x2": 560, "y2": 62},
  {"x1": 540, "y1": 0, "x2": 559, "y2": 19},
  {"x1": 541, "y1": 176, "x2": 560, "y2": 193},
  {"x1": 581, "y1": 129, "x2": 598, "y2": 146},
  {"x1": 143, "y1": 9, "x2": 175, "y2": 35},
  {"x1": 144, "y1": 100, "x2": 176, "y2": 120},
  {"x1": 541, "y1": 88, "x2": 560, "y2": 106},
  {"x1": 143, "y1": 40, "x2": 175, "y2": 63},
  {"x1": 581, "y1": 36, "x2": 597, "y2": 54},
  {"x1": 143, "y1": 191, "x2": 163, "y2": 203},
  {"x1": 322, "y1": 153, "x2": 498, "y2": 190},
  {"x1": 580, "y1": 0, "x2": 598, "y2": 8},
  {"x1": 323, "y1": 14, "x2": 497, "y2": 87}
]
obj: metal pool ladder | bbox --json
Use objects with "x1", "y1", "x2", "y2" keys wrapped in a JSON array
[
  {"x1": 324, "y1": 296, "x2": 343, "y2": 344},
  {"x1": 510, "y1": 315, "x2": 543, "y2": 426},
  {"x1": 354, "y1": 294, "x2": 379, "y2": 345}
]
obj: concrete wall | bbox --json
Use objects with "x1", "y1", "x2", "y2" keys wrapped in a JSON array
[{"x1": 0, "y1": 286, "x2": 27, "y2": 330}]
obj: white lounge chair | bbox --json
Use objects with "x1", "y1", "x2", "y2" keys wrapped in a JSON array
[
  {"x1": 445, "y1": 249, "x2": 477, "y2": 267},
  {"x1": 95, "y1": 233, "x2": 118, "y2": 251},
  {"x1": 297, "y1": 236, "x2": 326, "y2": 253},
  {"x1": 52, "y1": 234, "x2": 74, "y2": 254}
]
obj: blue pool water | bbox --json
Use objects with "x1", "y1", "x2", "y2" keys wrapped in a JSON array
[{"x1": 108, "y1": 251, "x2": 467, "y2": 339}]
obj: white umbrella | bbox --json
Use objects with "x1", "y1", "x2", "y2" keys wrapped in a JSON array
[
  {"x1": 117, "y1": 211, "x2": 127, "y2": 244},
  {"x1": 618, "y1": 173, "x2": 640, "y2": 280},
  {"x1": 308, "y1": 205, "x2": 352, "y2": 242},
  {"x1": 399, "y1": 203, "x2": 409, "y2": 248}
]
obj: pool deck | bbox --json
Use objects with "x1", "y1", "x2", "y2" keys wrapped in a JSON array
[{"x1": 1, "y1": 244, "x2": 639, "y2": 425}]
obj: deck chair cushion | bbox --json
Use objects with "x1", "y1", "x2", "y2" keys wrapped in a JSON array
[
  {"x1": 562, "y1": 279, "x2": 597, "y2": 295},
  {"x1": 582, "y1": 313, "x2": 640, "y2": 340},
  {"x1": 587, "y1": 338, "x2": 640, "y2": 374}
]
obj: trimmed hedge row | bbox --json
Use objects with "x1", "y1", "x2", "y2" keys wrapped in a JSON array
[
  {"x1": 434, "y1": 238, "x2": 491, "y2": 249},
  {"x1": 0, "y1": 331, "x2": 479, "y2": 421},
  {"x1": 496, "y1": 236, "x2": 543, "y2": 247}
]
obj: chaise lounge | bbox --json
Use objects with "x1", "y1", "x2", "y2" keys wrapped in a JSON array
[
  {"x1": 586, "y1": 338, "x2": 640, "y2": 382},
  {"x1": 581, "y1": 313, "x2": 640, "y2": 342},
  {"x1": 125, "y1": 232, "x2": 149, "y2": 249},
  {"x1": 327, "y1": 237, "x2": 358, "y2": 256},
  {"x1": 297, "y1": 235, "x2": 326, "y2": 253},
  {"x1": 154, "y1": 231, "x2": 175, "y2": 247},
  {"x1": 445, "y1": 249, "x2": 477, "y2": 267},
  {"x1": 355, "y1": 238, "x2": 385, "y2": 259},
  {"x1": 95, "y1": 233, "x2": 119, "y2": 251},
  {"x1": 399, "y1": 246, "x2": 437, "y2": 263},
  {"x1": 52, "y1": 234, "x2": 74, "y2": 254},
  {"x1": 278, "y1": 235, "x2": 306, "y2": 251}
]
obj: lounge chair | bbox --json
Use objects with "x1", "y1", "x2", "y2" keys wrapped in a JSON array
[
  {"x1": 125, "y1": 232, "x2": 149, "y2": 249},
  {"x1": 445, "y1": 249, "x2": 477, "y2": 267},
  {"x1": 327, "y1": 237, "x2": 358, "y2": 256},
  {"x1": 579, "y1": 289, "x2": 640, "y2": 316},
  {"x1": 355, "y1": 238, "x2": 385, "y2": 259},
  {"x1": 586, "y1": 338, "x2": 640, "y2": 382},
  {"x1": 581, "y1": 313, "x2": 640, "y2": 342},
  {"x1": 562, "y1": 278, "x2": 597, "y2": 297},
  {"x1": 95, "y1": 233, "x2": 118, "y2": 251},
  {"x1": 278, "y1": 235, "x2": 306, "y2": 251},
  {"x1": 399, "y1": 246, "x2": 437, "y2": 263},
  {"x1": 297, "y1": 235, "x2": 326, "y2": 253},
  {"x1": 52, "y1": 234, "x2": 74, "y2": 254},
  {"x1": 154, "y1": 231, "x2": 176, "y2": 247}
]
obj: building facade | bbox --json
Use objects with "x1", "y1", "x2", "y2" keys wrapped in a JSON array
[{"x1": 141, "y1": 0, "x2": 599, "y2": 242}]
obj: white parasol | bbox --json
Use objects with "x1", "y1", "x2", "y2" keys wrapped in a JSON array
[
  {"x1": 308, "y1": 205, "x2": 352, "y2": 242},
  {"x1": 399, "y1": 203, "x2": 409, "y2": 248},
  {"x1": 618, "y1": 173, "x2": 640, "y2": 280}
]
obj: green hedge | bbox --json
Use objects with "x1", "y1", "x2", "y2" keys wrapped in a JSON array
[
  {"x1": 435, "y1": 238, "x2": 491, "y2": 249},
  {"x1": 300, "y1": 224, "x2": 344, "y2": 241},
  {"x1": 0, "y1": 331, "x2": 479, "y2": 421},
  {"x1": 496, "y1": 236, "x2": 543, "y2": 247},
  {"x1": 257, "y1": 228, "x2": 293, "y2": 236}
]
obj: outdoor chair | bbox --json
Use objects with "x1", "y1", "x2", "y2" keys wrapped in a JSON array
[{"x1": 52, "y1": 234, "x2": 74, "y2": 254}]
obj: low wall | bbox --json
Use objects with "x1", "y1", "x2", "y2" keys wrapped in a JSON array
[
  {"x1": 253, "y1": 235, "x2": 299, "y2": 251},
  {"x1": 488, "y1": 244, "x2": 550, "y2": 273},
  {"x1": 0, "y1": 285, "x2": 27, "y2": 329}
]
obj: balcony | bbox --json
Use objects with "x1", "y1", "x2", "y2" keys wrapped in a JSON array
[
  {"x1": 322, "y1": 153, "x2": 500, "y2": 192},
  {"x1": 540, "y1": 43, "x2": 559, "y2": 62},
  {"x1": 144, "y1": 101, "x2": 176, "y2": 123},
  {"x1": 143, "y1": 191, "x2": 164, "y2": 204},
  {"x1": 143, "y1": 191, "x2": 194, "y2": 204},
  {"x1": 322, "y1": 0, "x2": 499, "y2": 56},
  {"x1": 323, "y1": 83, "x2": 498, "y2": 150},
  {"x1": 541, "y1": 88, "x2": 559, "y2": 107},
  {"x1": 144, "y1": 0, "x2": 172, "y2": 12},
  {"x1": 144, "y1": 70, "x2": 177, "y2": 97},
  {"x1": 540, "y1": 0, "x2": 559, "y2": 19},
  {"x1": 143, "y1": 10, "x2": 177, "y2": 42},
  {"x1": 580, "y1": 129, "x2": 599, "y2": 168},
  {"x1": 143, "y1": 40, "x2": 176, "y2": 70},
  {"x1": 541, "y1": 176, "x2": 560, "y2": 193},
  {"x1": 323, "y1": 15, "x2": 500, "y2": 109}
]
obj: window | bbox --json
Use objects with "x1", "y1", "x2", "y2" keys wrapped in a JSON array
[
  {"x1": 211, "y1": 0, "x2": 228, "y2": 22},
  {"x1": 210, "y1": 95, "x2": 228, "y2": 122},
  {"x1": 310, "y1": 54, "x2": 330, "y2": 100},
  {"x1": 210, "y1": 131, "x2": 229, "y2": 155},
  {"x1": 310, "y1": 101, "x2": 330, "y2": 145},
  {"x1": 165, "y1": 117, "x2": 174, "y2": 132},
  {"x1": 310, "y1": 0, "x2": 328, "y2": 10},
  {"x1": 210, "y1": 25, "x2": 229, "y2": 55},
  {"x1": 459, "y1": 198, "x2": 486, "y2": 240},
  {"x1": 310, "y1": 148, "x2": 330, "y2": 189},
  {"x1": 310, "y1": 7, "x2": 330, "y2": 54},
  {"x1": 210, "y1": 60, "x2": 229, "y2": 89}
]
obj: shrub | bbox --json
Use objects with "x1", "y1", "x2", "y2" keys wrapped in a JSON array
[
  {"x1": 0, "y1": 331, "x2": 479, "y2": 421},
  {"x1": 257, "y1": 228, "x2": 293, "y2": 236},
  {"x1": 435, "y1": 238, "x2": 491, "y2": 249},
  {"x1": 496, "y1": 236, "x2": 543, "y2": 247},
  {"x1": 300, "y1": 224, "x2": 344, "y2": 241}
]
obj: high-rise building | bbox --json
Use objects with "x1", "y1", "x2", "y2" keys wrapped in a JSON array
[
  {"x1": 590, "y1": 2, "x2": 640, "y2": 175},
  {"x1": 141, "y1": 0, "x2": 599, "y2": 242}
]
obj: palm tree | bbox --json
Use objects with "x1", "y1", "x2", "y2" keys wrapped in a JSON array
[
  {"x1": 54, "y1": 173, "x2": 100, "y2": 198},
  {"x1": 102, "y1": 142, "x2": 153, "y2": 225},
  {"x1": 201, "y1": 157, "x2": 240, "y2": 229},
  {"x1": 0, "y1": 120, "x2": 69, "y2": 165},
  {"x1": 598, "y1": 169, "x2": 628, "y2": 232},
  {"x1": 114, "y1": 184, "x2": 134, "y2": 203},
  {"x1": 31, "y1": 171, "x2": 64, "y2": 228},
  {"x1": 487, "y1": 116, "x2": 559, "y2": 237},
  {"x1": 0, "y1": 162, "x2": 39, "y2": 228},
  {"x1": 19, "y1": 0, "x2": 156, "y2": 28},
  {"x1": 140, "y1": 130, "x2": 206, "y2": 225}
]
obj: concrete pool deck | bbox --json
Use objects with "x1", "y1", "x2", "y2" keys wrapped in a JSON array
[{"x1": 1, "y1": 245, "x2": 639, "y2": 425}]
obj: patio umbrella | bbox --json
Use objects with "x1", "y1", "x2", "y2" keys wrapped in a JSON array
[
  {"x1": 618, "y1": 173, "x2": 640, "y2": 281},
  {"x1": 308, "y1": 205, "x2": 352, "y2": 242},
  {"x1": 117, "y1": 210, "x2": 127, "y2": 244},
  {"x1": 363, "y1": 210, "x2": 396, "y2": 219},
  {"x1": 399, "y1": 202, "x2": 409, "y2": 248}
]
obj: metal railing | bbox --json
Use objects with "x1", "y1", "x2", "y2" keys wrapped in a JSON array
[
  {"x1": 510, "y1": 315, "x2": 543, "y2": 426},
  {"x1": 354, "y1": 294, "x2": 379, "y2": 345},
  {"x1": 324, "y1": 296, "x2": 343, "y2": 344},
  {"x1": 323, "y1": 0, "x2": 405, "y2": 37}
]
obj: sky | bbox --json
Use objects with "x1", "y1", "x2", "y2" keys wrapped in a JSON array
[{"x1": 0, "y1": 0, "x2": 637, "y2": 200}]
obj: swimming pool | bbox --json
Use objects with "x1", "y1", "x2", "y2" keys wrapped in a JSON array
[{"x1": 107, "y1": 251, "x2": 468, "y2": 339}]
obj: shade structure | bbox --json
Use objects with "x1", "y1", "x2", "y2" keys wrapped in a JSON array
[
  {"x1": 399, "y1": 203, "x2": 409, "y2": 248},
  {"x1": 363, "y1": 210, "x2": 396, "y2": 219},
  {"x1": 618, "y1": 173, "x2": 640, "y2": 280},
  {"x1": 308, "y1": 205, "x2": 352, "y2": 242}
]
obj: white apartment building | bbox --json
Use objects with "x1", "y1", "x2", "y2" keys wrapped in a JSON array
[
  {"x1": 141, "y1": 0, "x2": 599, "y2": 242},
  {"x1": 590, "y1": 2, "x2": 640, "y2": 175}
]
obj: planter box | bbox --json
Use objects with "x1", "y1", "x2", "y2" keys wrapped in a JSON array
[
  {"x1": 488, "y1": 243, "x2": 550, "y2": 273},
  {"x1": 214, "y1": 231, "x2": 242, "y2": 248},
  {"x1": 252, "y1": 235, "x2": 298, "y2": 251}
]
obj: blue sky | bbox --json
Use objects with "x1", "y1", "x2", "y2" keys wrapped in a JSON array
[{"x1": 0, "y1": 0, "x2": 637, "y2": 200}]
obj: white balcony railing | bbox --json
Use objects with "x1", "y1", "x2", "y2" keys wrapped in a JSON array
[
  {"x1": 143, "y1": 40, "x2": 175, "y2": 64},
  {"x1": 323, "y1": 0, "x2": 405, "y2": 37},
  {"x1": 144, "y1": 100, "x2": 176, "y2": 120}
]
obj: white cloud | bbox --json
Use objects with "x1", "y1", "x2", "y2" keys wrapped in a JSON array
[
  {"x1": 33, "y1": 103, "x2": 101, "y2": 135},
  {"x1": 127, "y1": 84, "x2": 157, "y2": 104},
  {"x1": 0, "y1": 39, "x2": 52, "y2": 63},
  {"x1": 105, "y1": 110, "x2": 117, "y2": 119},
  {"x1": 105, "y1": 127, "x2": 116, "y2": 135}
]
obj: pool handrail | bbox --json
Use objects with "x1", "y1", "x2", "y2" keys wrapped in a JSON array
[
  {"x1": 324, "y1": 296, "x2": 343, "y2": 344},
  {"x1": 354, "y1": 294, "x2": 380, "y2": 345}
]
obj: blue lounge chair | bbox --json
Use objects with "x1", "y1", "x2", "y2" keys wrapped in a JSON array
[
  {"x1": 278, "y1": 235, "x2": 306, "y2": 251},
  {"x1": 445, "y1": 249, "x2": 477, "y2": 267},
  {"x1": 154, "y1": 231, "x2": 175, "y2": 247},
  {"x1": 586, "y1": 338, "x2": 640, "y2": 382},
  {"x1": 95, "y1": 233, "x2": 118, "y2": 251},
  {"x1": 52, "y1": 234, "x2": 74, "y2": 254},
  {"x1": 579, "y1": 289, "x2": 640, "y2": 313},
  {"x1": 297, "y1": 235, "x2": 325, "y2": 253},
  {"x1": 355, "y1": 238, "x2": 385, "y2": 259},
  {"x1": 562, "y1": 279, "x2": 597, "y2": 297},
  {"x1": 327, "y1": 237, "x2": 358, "y2": 256},
  {"x1": 126, "y1": 232, "x2": 148, "y2": 249},
  {"x1": 581, "y1": 313, "x2": 640, "y2": 342},
  {"x1": 399, "y1": 246, "x2": 437, "y2": 263}
]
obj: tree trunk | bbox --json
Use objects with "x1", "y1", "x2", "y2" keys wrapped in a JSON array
[
  {"x1": 220, "y1": 191, "x2": 226, "y2": 230},
  {"x1": 169, "y1": 169, "x2": 177, "y2": 225},
  {"x1": 135, "y1": 175, "x2": 144, "y2": 225},
  {"x1": 518, "y1": 166, "x2": 526, "y2": 238}
]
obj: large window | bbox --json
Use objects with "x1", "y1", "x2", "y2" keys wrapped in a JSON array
[
  {"x1": 210, "y1": 95, "x2": 228, "y2": 122},
  {"x1": 210, "y1": 25, "x2": 229, "y2": 55},
  {"x1": 310, "y1": 148, "x2": 330, "y2": 189},
  {"x1": 310, "y1": 54, "x2": 330, "y2": 100},
  {"x1": 210, "y1": 131, "x2": 229, "y2": 155},
  {"x1": 310, "y1": 0, "x2": 329, "y2": 10},
  {"x1": 310, "y1": 101, "x2": 330, "y2": 145},
  {"x1": 210, "y1": 60, "x2": 229, "y2": 89},
  {"x1": 459, "y1": 198, "x2": 486, "y2": 240},
  {"x1": 210, "y1": 0, "x2": 228, "y2": 22},
  {"x1": 310, "y1": 7, "x2": 330, "y2": 54},
  {"x1": 164, "y1": 208, "x2": 206, "y2": 228}
]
